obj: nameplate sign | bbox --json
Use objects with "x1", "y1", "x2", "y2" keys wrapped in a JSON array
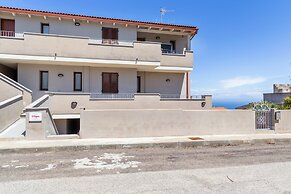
[{"x1": 29, "y1": 112, "x2": 42, "y2": 123}]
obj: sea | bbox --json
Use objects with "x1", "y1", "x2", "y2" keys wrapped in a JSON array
[{"x1": 212, "y1": 101, "x2": 250, "y2": 110}]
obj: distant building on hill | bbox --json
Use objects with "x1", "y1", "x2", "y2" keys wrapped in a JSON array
[{"x1": 263, "y1": 84, "x2": 291, "y2": 104}]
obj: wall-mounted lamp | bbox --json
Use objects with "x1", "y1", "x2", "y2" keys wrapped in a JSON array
[
  {"x1": 156, "y1": 36, "x2": 160, "y2": 40},
  {"x1": 201, "y1": 102, "x2": 206, "y2": 108},
  {"x1": 71, "y1": 102, "x2": 78, "y2": 109},
  {"x1": 74, "y1": 22, "x2": 81, "y2": 26},
  {"x1": 275, "y1": 111, "x2": 281, "y2": 121},
  {"x1": 58, "y1": 73, "x2": 64, "y2": 78},
  {"x1": 166, "y1": 78, "x2": 171, "y2": 83}
]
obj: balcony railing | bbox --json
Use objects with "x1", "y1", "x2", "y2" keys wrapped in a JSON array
[
  {"x1": 0, "y1": 30, "x2": 15, "y2": 37},
  {"x1": 90, "y1": 93, "x2": 135, "y2": 99},
  {"x1": 90, "y1": 93, "x2": 204, "y2": 100},
  {"x1": 102, "y1": 39, "x2": 119, "y2": 45}
]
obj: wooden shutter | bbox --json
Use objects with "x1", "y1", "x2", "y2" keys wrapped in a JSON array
[
  {"x1": 102, "y1": 27, "x2": 118, "y2": 44},
  {"x1": 1, "y1": 19, "x2": 15, "y2": 36},
  {"x1": 111, "y1": 28, "x2": 118, "y2": 40},
  {"x1": 102, "y1": 27, "x2": 110, "y2": 40},
  {"x1": 102, "y1": 73, "x2": 118, "y2": 93},
  {"x1": 111, "y1": 73, "x2": 118, "y2": 93},
  {"x1": 102, "y1": 73, "x2": 111, "y2": 93}
]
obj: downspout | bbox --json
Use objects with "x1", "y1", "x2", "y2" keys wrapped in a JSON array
[{"x1": 186, "y1": 72, "x2": 189, "y2": 99}]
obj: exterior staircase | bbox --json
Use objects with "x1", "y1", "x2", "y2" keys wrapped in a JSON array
[{"x1": 0, "y1": 73, "x2": 32, "y2": 137}]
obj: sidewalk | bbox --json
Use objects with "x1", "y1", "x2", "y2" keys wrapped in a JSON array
[{"x1": 1, "y1": 133, "x2": 291, "y2": 153}]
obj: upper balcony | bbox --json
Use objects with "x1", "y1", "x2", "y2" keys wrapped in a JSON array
[{"x1": 0, "y1": 31, "x2": 193, "y2": 71}]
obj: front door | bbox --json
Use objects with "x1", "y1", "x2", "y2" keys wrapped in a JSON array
[{"x1": 1, "y1": 19, "x2": 15, "y2": 36}]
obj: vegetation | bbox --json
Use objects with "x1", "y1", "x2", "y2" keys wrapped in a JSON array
[
  {"x1": 237, "y1": 101, "x2": 281, "y2": 110},
  {"x1": 283, "y1": 96, "x2": 291, "y2": 110},
  {"x1": 238, "y1": 96, "x2": 291, "y2": 110}
]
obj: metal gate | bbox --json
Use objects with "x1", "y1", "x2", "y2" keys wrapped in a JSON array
[
  {"x1": 254, "y1": 104, "x2": 273, "y2": 130},
  {"x1": 255, "y1": 110, "x2": 272, "y2": 130}
]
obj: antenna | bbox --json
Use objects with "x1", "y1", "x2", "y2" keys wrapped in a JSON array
[{"x1": 160, "y1": 7, "x2": 175, "y2": 23}]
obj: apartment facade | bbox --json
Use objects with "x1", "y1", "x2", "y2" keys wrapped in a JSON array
[
  {"x1": 0, "y1": 6, "x2": 196, "y2": 100},
  {"x1": 264, "y1": 84, "x2": 291, "y2": 104}
]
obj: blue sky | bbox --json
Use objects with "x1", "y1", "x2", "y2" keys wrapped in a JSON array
[{"x1": 1, "y1": 0, "x2": 291, "y2": 108}]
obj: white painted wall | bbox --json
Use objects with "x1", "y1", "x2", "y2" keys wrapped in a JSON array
[
  {"x1": 14, "y1": 14, "x2": 137, "y2": 43},
  {"x1": 143, "y1": 72, "x2": 186, "y2": 96},
  {"x1": 17, "y1": 64, "x2": 186, "y2": 100},
  {"x1": 18, "y1": 64, "x2": 138, "y2": 100},
  {"x1": 18, "y1": 64, "x2": 90, "y2": 100}
]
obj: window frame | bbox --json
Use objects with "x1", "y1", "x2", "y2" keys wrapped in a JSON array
[
  {"x1": 0, "y1": 19, "x2": 15, "y2": 37},
  {"x1": 137, "y1": 76, "x2": 141, "y2": 93},
  {"x1": 73, "y1": 72, "x2": 83, "y2": 91},
  {"x1": 40, "y1": 71, "x2": 49, "y2": 91},
  {"x1": 102, "y1": 72, "x2": 119, "y2": 93},
  {"x1": 102, "y1": 27, "x2": 119, "y2": 44},
  {"x1": 41, "y1": 23, "x2": 50, "y2": 34}
]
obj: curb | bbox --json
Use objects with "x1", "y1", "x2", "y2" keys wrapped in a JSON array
[{"x1": 1, "y1": 137, "x2": 291, "y2": 153}]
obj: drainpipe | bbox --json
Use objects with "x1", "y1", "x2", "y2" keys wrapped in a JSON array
[{"x1": 186, "y1": 72, "x2": 189, "y2": 99}]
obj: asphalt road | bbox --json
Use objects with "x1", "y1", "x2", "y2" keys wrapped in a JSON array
[{"x1": 0, "y1": 143, "x2": 291, "y2": 193}]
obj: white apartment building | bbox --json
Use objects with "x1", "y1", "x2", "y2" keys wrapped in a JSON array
[
  {"x1": 0, "y1": 6, "x2": 196, "y2": 100},
  {"x1": 0, "y1": 6, "x2": 214, "y2": 138}
]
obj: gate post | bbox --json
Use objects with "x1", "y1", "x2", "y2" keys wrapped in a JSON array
[{"x1": 270, "y1": 108, "x2": 276, "y2": 130}]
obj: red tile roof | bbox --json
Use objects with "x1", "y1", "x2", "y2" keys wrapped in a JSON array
[{"x1": 0, "y1": 6, "x2": 198, "y2": 35}]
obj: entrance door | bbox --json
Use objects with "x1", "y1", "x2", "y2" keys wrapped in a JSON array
[{"x1": 1, "y1": 19, "x2": 15, "y2": 36}]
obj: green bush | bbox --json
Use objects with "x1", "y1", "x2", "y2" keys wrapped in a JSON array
[{"x1": 283, "y1": 96, "x2": 291, "y2": 110}]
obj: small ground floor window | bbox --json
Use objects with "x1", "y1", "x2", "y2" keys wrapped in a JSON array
[
  {"x1": 40, "y1": 71, "x2": 48, "y2": 91},
  {"x1": 74, "y1": 72, "x2": 82, "y2": 91}
]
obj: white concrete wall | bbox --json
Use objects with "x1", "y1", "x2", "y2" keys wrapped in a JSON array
[
  {"x1": 275, "y1": 110, "x2": 291, "y2": 133},
  {"x1": 0, "y1": 79, "x2": 22, "y2": 101},
  {"x1": 0, "y1": 96, "x2": 23, "y2": 132},
  {"x1": 80, "y1": 109, "x2": 255, "y2": 138},
  {"x1": 54, "y1": 119, "x2": 67, "y2": 135},
  {"x1": 48, "y1": 94, "x2": 211, "y2": 115}
]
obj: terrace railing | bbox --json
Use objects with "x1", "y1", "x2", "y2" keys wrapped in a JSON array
[
  {"x1": 90, "y1": 93, "x2": 204, "y2": 100},
  {"x1": 102, "y1": 39, "x2": 119, "y2": 45},
  {"x1": 90, "y1": 93, "x2": 135, "y2": 99},
  {"x1": 0, "y1": 30, "x2": 15, "y2": 37}
]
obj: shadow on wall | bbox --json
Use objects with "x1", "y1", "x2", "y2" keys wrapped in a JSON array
[{"x1": 54, "y1": 119, "x2": 80, "y2": 135}]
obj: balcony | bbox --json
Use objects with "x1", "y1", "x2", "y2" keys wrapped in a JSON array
[
  {"x1": 0, "y1": 30, "x2": 15, "y2": 37},
  {"x1": 0, "y1": 32, "x2": 193, "y2": 70}
]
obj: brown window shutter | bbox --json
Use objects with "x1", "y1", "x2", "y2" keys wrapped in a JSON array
[
  {"x1": 112, "y1": 28, "x2": 118, "y2": 40},
  {"x1": 102, "y1": 73, "x2": 118, "y2": 93},
  {"x1": 1, "y1": 19, "x2": 15, "y2": 32},
  {"x1": 102, "y1": 27, "x2": 110, "y2": 39},
  {"x1": 111, "y1": 73, "x2": 118, "y2": 93},
  {"x1": 102, "y1": 73, "x2": 111, "y2": 93}
]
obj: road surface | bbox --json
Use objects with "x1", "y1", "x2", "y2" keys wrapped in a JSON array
[{"x1": 0, "y1": 143, "x2": 291, "y2": 193}]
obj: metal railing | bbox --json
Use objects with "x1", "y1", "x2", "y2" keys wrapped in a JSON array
[
  {"x1": 90, "y1": 93, "x2": 204, "y2": 100},
  {"x1": 160, "y1": 94, "x2": 203, "y2": 99},
  {"x1": 160, "y1": 94, "x2": 184, "y2": 99},
  {"x1": 90, "y1": 93, "x2": 135, "y2": 99},
  {"x1": 102, "y1": 39, "x2": 119, "y2": 45},
  {"x1": 0, "y1": 30, "x2": 15, "y2": 37}
]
